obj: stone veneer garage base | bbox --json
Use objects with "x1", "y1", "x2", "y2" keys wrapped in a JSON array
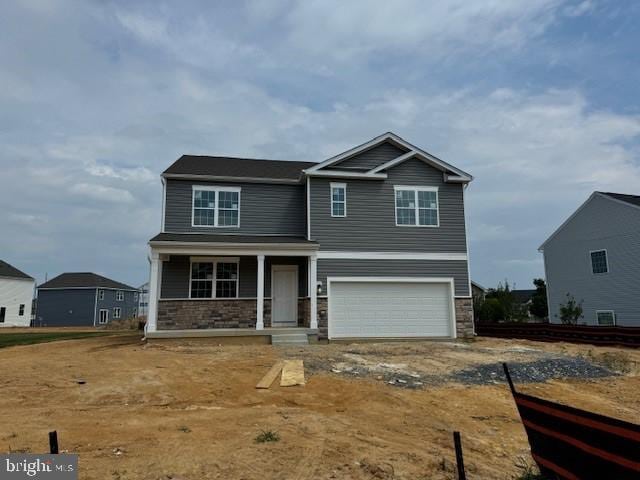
[{"x1": 155, "y1": 297, "x2": 473, "y2": 339}]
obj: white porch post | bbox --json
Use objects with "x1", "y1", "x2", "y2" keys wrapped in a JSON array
[
  {"x1": 256, "y1": 254, "x2": 265, "y2": 330},
  {"x1": 147, "y1": 250, "x2": 161, "y2": 333},
  {"x1": 309, "y1": 254, "x2": 318, "y2": 329}
]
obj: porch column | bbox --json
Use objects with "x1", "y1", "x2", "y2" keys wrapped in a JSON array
[
  {"x1": 146, "y1": 250, "x2": 161, "y2": 333},
  {"x1": 256, "y1": 254, "x2": 265, "y2": 330},
  {"x1": 309, "y1": 254, "x2": 318, "y2": 329}
]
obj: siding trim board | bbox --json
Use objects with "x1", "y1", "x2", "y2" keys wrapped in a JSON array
[{"x1": 317, "y1": 251, "x2": 467, "y2": 261}]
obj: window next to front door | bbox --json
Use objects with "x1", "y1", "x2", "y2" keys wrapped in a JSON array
[
  {"x1": 192, "y1": 186, "x2": 241, "y2": 227},
  {"x1": 190, "y1": 259, "x2": 239, "y2": 298}
]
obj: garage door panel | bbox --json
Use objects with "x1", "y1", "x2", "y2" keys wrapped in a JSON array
[{"x1": 329, "y1": 281, "x2": 452, "y2": 339}]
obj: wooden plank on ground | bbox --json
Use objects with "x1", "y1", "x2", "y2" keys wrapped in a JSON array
[
  {"x1": 280, "y1": 359, "x2": 305, "y2": 387},
  {"x1": 255, "y1": 361, "x2": 284, "y2": 389}
]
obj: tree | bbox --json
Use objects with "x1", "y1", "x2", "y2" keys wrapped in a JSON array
[
  {"x1": 529, "y1": 278, "x2": 548, "y2": 319},
  {"x1": 479, "y1": 298, "x2": 505, "y2": 322},
  {"x1": 557, "y1": 293, "x2": 583, "y2": 325},
  {"x1": 479, "y1": 280, "x2": 528, "y2": 322}
]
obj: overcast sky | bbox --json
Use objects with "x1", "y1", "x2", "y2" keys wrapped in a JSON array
[{"x1": 1, "y1": 0, "x2": 639, "y2": 290}]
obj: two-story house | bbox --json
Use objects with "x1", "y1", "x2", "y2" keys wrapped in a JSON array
[
  {"x1": 146, "y1": 132, "x2": 474, "y2": 342},
  {"x1": 539, "y1": 192, "x2": 640, "y2": 326}
]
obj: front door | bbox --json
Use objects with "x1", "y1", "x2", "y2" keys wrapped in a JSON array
[{"x1": 271, "y1": 265, "x2": 298, "y2": 326}]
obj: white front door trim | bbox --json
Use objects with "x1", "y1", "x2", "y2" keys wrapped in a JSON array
[{"x1": 326, "y1": 276, "x2": 456, "y2": 340}]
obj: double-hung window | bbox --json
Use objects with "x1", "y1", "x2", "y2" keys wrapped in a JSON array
[
  {"x1": 395, "y1": 186, "x2": 439, "y2": 227},
  {"x1": 330, "y1": 183, "x2": 346, "y2": 217},
  {"x1": 192, "y1": 186, "x2": 240, "y2": 227},
  {"x1": 190, "y1": 258, "x2": 239, "y2": 299},
  {"x1": 590, "y1": 250, "x2": 608, "y2": 274},
  {"x1": 18, "y1": 304, "x2": 25, "y2": 316},
  {"x1": 98, "y1": 289, "x2": 104, "y2": 301},
  {"x1": 116, "y1": 290, "x2": 124, "y2": 301},
  {"x1": 113, "y1": 307, "x2": 121, "y2": 319},
  {"x1": 596, "y1": 310, "x2": 615, "y2": 326}
]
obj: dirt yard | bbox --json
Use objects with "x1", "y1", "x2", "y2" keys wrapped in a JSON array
[{"x1": 0, "y1": 335, "x2": 638, "y2": 480}]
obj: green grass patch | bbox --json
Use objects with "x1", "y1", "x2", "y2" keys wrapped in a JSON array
[
  {"x1": 0, "y1": 331, "x2": 121, "y2": 349},
  {"x1": 255, "y1": 430, "x2": 280, "y2": 443}
]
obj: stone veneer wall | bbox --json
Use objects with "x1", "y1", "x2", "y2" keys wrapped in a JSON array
[
  {"x1": 454, "y1": 298, "x2": 474, "y2": 338},
  {"x1": 157, "y1": 299, "x2": 257, "y2": 330},
  {"x1": 157, "y1": 296, "x2": 473, "y2": 339}
]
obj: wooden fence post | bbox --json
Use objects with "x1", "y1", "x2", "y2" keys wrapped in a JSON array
[
  {"x1": 453, "y1": 431, "x2": 466, "y2": 480},
  {"x1": 49, "y1": 431, "x2": 59, "y2": 454}
]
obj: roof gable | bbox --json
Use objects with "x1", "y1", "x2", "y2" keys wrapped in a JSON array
[
  {"x1": 304, "y1": 132, "x2": 472, "y2": 182},
  {"x1": 539, "y1": 192, "x2": 640, "y2": 250},
  {"x1": 38, "y1": 272, "x2": 136, "y2": 290},
  {"x1": 331, "y1": 141, "x2": 409, "y2": 171},
  {"x1": 0, "y1": 260, "x2": 33, "y2": 280}
]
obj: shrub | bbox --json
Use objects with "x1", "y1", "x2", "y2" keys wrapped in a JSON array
[
  {"x1": 557, "y1": 293, "x2": 583, "y2": 325},
  {"x1": 255, "y1": 430, "x2": 280, "y2": 443}
]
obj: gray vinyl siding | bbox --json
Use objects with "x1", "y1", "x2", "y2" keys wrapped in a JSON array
[
  {"x1": 164, "y1": 179, "x2": 306, "y2": 235},
  {"x1": 543, "y1": 195, "x2": 640, "y2": 326},
  {"x1": 160, "y1": 255, "x2": 308, "y2": 299},
  {"x1": 310, "y1": 158, "x2": 468, "y2": 252},
  {"x1": 36, "y1": 288, "x2": 138, "y2": 327},
  {"x1": 35, "y1": 289, "x2": 96, "y2": 326},
  {"x1": 96, "y1": 288, "x2": 139, "y2": 321},
  {"x1": 317, "y1": 259, "x2": 470, "y2": 297},
  {"x1": 335, "y1": 142, "x2": 408, "y2": 170}
]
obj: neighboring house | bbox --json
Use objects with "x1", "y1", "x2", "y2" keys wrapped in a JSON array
[
  {"x1": 539, "y1": 192, "x2": 640, "y2": 327},
  {"x1": 0, "y1": 260, "x2": 35, "y2": 327},
  {"x1": 36, "y1": 273, "x2": 139, "y2": 326},
  {"x1": 511, "y1": 289, "x2": 537, "y2": 321},
  {"x1": 146, "y1": 132, "x2": 474, "y2": 341},
  {"x1": 471, "y1": 281, "x2": 486, "y2": 300},
  {"x1": 138, "y1": 282, "x2": 149, "y2": 317}
]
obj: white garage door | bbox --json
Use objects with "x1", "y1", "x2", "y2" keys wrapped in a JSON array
[{"x1": 328, "y1": 280, "x2": 453, "y2": 339}]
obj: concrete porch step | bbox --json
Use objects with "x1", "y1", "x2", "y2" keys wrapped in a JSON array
[{"x1": 271, "y1": 333, "x2": 309, "y2": 346}]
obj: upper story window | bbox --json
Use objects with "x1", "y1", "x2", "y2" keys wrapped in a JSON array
[
  {"x1": 98, "y1": 289, "x2": 104, "y2": 301},
  {"x1": 134, "y1": 292, "x2": 138, "y2": 302},
  {"x1": 330, "y1": 183, "x2": 346, "y2": 217},
  {"x1": 190, "y1": 258, "x2": 239, "y2": 299},
  {"x1": 394, "y1": 186, "x2": 439, "y2": 227},
  {"x1": 590, "y1": 250, "x2": 608, "y2": 274},
  {"x1": 192, "y1": 186, "x2": 240, "y2": 227},
  {"x1": 116, "y1": 290, "x2": 124, "y2": 301}
]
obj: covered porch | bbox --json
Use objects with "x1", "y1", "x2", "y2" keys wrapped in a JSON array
[{"x1": 145, "y1": 234, "x2": 319, "y2": 340}]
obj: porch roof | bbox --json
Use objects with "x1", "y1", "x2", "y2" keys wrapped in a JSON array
[{"x1": 149, "y1": 233, "x2": 318, "y2": 251}]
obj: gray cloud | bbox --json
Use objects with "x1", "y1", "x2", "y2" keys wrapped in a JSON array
[{"x1": 0, "y1": 0, "x2": 638, "y2": 291}]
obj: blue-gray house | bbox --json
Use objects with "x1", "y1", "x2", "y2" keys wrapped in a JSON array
[
  {"x1": 36, "y1": 273, "x2": 139, "y2": 327},
  {"x1": 540, "y1": 192, "x2": 640, "y2": 327}
]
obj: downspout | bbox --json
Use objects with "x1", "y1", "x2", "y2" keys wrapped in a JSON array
[{"x1": 93, "y1": 288, "x2": 98, "y2": 327}]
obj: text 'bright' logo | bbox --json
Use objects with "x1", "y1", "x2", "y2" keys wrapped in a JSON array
[{"x1": 5, "y1": 458, "x2": 53, "y2": 477}]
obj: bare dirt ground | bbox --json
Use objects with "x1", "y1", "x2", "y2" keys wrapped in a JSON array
[{"x1": 0, "y1": 335, "x2": 638, "y2": 480}]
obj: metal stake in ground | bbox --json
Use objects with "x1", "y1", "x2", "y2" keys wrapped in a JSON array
[
  {"x1": 453, "y1": 431, "x2": 466, "y2": 480},
  {"x1": 49, "y1": 431, "x2": 59, "y2": 454}
]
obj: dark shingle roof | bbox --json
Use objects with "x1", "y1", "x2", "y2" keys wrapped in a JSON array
[
  {"x1": 163, "y1": 155, "x2": 317, "y2": 181},
  {"x1": 0, "y1": 260, "x2": 33, "y2": 280},
  {"x1": 511, "y1": 289, "x2": 536, "y2": 304},
  {"x1": 599, "y1": 192, "x2": 640, "y2": 208},
  {"x1": 38, "y1": 273, "x2": 136, "y2": 290},
  {"x1": 149, "y1": 233, "x2": 318, "y2": 245}
]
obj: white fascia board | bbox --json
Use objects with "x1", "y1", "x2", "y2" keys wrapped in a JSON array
[
  {"x1": 368, "y1": 151, "x2": 417, "y2": 173},
  {"x1": 370, "y1": 151, "x2": 472, "y2": 183},
  {"x1": 538, "y1": 192, "x2": 598, "y2": 251},
  {"x1": 149, "y1": 242, "x2": 319, "y2": 257},
  {"x1": 327, "y1": 276, "x2": 455, "y2": 284},
  {"x1": 305, "y1": 170, "x2": 387, "y2": 180},
  {"x1": 317, "y1": 251, "x2": 467, "y2": 261},
  {"x1": 162, "y1": 173, "x2": 302, "y2": 185}
]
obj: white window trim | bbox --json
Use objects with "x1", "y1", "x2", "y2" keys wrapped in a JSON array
[
  {"x1": 191, "y1": 185, "x2": 241, "y2": 228},
  {"x1": 116, "y1": 290, "x2": 124, "y2": 301},
  {"x1": 99, "y1": 309, "x2": 109, "y2": 324},
  {"x1": 589, "y1": 249, "x2": 609, "y2": 275},
  {"x1": 330, "y1": 182, "x2": 347, "y2": 218},
  {"x1": 393, "y1": 185, "x2": 440, "y2": 227},
  {"x1": 98, "y1": 289, "x2": 104, "y2": 300},
  {"x1": 188, "y1": 257, "x2": 240, "y2": 299},
  {"x1": 596, "y1": 310, "x2": 616, "y2": 326},
  {"x1": 113, "y1": 307, "x2": 121, "y2": 319}
]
